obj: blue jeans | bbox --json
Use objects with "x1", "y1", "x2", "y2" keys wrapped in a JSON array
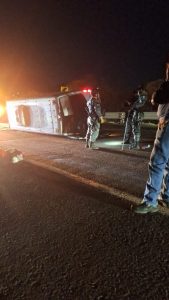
[{"x1": 143, "y1": 122, "x2": 169, "y2": 207}]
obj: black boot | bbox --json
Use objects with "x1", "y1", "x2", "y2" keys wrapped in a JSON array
[
  {"x1": 85, "y1": 139, "x2": 89, "y2": 148},
  {"x1": 123, "y1": 140, "x2": 131, "y2": 145},
  {"x1": 130, "y1": 141, "x2": 140, "y2": 150},
  {"x1": 89, "y1": 141, "x2": 99, "y2": 150}
]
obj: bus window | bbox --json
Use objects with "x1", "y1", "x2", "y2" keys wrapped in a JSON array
[
  {"x1": 15, "y1": 105, "x2": 31, "y2": 126},
  {"x1": 59, "y1": 96, "x2": 73, "y2": 116}
]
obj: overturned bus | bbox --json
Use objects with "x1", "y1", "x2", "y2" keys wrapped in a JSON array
[{"x1": 6, "y1": 90, "x2": 91, "y2": 136}]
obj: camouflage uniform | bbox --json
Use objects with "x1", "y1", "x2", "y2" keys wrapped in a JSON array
[
  {"x1": 86, "y1": 95, "x2": 102, "y2": 149},
  {"x1": 124, "y1": 88, "x2": 147, "y2": 149}
]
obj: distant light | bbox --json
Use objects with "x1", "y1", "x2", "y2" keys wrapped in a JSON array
[
  {"x1": 0, "y1": 105, "x2": 5, "y2": 117},
  {"x1": 82, "y1": 89, "x2": 92, "y2": 93}
]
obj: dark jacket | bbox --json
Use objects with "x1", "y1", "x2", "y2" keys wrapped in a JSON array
[{"x1": 153, "y1": 81, "x2": 169, "y2": 105}]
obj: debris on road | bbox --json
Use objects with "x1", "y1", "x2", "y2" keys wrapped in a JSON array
[{"x1": 0, "y1": 148, "x2": 23, "y2": 164}]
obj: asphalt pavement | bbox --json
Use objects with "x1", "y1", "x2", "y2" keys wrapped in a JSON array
[
  {"x1": 1, "y1": 125, "x2": 169, "y2": 300},
  {"x1": 1, "y1": 157, "x2": 169, "y2": 299},
  {"x1": 0, "y1": 125, "x2": 156, "y2": 209}
]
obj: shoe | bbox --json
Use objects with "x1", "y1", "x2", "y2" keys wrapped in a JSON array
[
  {"x1": 123, "y1": 141, "x2": 131, "y2": 145},
  {"x1": 130, "y1": 143, "x2": 140, "y2": 150},
  {"x1": 158, "y1": 199, "x2": 169, "y2": 208},
  {"x1": 142, "y1": 144, "x2": 151, "y2": 150},
  {"x1": 85, "y1": 141, "x2": 89, "y2": 148},
  {"x1": 89, "y1": 142, "x2": 99, "y2": 150},
  {"x1": 134, "y1": 202, "x2": 159, "y2": 214}
]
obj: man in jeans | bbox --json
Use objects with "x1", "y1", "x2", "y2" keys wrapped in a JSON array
[{"x1": 135, "y1": 59, "x2": 169, "y2": 214}]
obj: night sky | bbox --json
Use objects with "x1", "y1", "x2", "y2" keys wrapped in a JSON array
[{"x1": 0, "y1": 0, "x2": 169, "y2": 98}]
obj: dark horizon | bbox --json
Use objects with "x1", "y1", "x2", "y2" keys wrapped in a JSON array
[{"x1": 0, "y1": 0, "x2": 169, "y2": 99}]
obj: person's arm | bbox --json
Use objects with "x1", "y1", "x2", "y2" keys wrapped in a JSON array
[
  {"x1": 152, "y1": 61, "x2": 169, "y2": 105},
  {"x1": 132, "y1": 92, "x2": 147, "y2": 110},
  {"x1": 166, "y1": 63, "x2": 169, "y2": 81}
]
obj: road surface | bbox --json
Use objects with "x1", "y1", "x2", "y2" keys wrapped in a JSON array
[{"x1": 1, "y1": 160, "x2": 169, "y2": 299}]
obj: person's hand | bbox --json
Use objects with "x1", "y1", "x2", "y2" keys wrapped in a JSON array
[
  {"x1": 151, "y1": 92, "x2": 155, "y2": 105},
  {"x1": 100, "y1": 116, "x2": 105, "y2": 124}
]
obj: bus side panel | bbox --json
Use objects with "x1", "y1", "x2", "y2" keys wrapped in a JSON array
[{"x1": 6, "y1": 98, "x2": 58, "y2": 134}]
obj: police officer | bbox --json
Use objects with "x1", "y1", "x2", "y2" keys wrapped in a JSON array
[
  {"x1": 123, "y1": 86, "x2": 147, "y2": 149},
  {"x1": 85, "y1": 88, "x2": 102, "y2": 149}
]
